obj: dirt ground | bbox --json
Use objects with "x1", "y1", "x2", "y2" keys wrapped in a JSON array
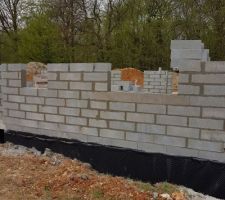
[{"x1": 0, "y1": 143, "x2": 220, "y2": 200}]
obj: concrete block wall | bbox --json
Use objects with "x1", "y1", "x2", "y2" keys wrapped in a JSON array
[
  {"x1": 0, "y1": 64, "x2": 3, "y2": 129},
  {"x1": 178, "y1": 61, "x2": 225, "y2": 96},
  {"x1": 1, "y1": 61, "x2": 225, "y2": 163},
  {"x1": 171, "y1": 40, "x2": 210, "y2": 70},
  {"x1": 1, "y1": 63, "x2": 111, "y2": 141},
  {"x1": 111, "y1": 70, "x2": 121, "y2": 85},
  {"x1": 111, "y1": 69, "x2": 173, "y2": 94},
  {"x1": 144, "y1": 70, "x2": 173, "y2": 94},
  {"x1": 111, "y1": 70, "x2": 135, "y2": 92}
]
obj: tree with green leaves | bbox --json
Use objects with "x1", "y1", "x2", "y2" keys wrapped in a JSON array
[
  {"x1": 18, "y1": 14, "x2": 64, "y2": 63},
  {"x1": 0, "y1": 0, "x2": 225, "y2": 68}
]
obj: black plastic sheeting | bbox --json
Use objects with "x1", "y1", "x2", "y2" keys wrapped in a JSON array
[
  {"x1": 0, "y1": 129, "x2": 4, "y2": 143},
  {"x1": 4, "y1": 130, "x2": 225, "y2": 199}
]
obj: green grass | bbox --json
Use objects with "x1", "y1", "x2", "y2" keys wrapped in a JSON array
[
  {"x1": 91, "y1": 187, "x2": 105, "y2": 199},
  {"x1": 135, "y1": 181, "x2": 155, "y2": 192},
  {"x1": 155, "y1": 182, "x2": 179, "y2": 194},
  {"x1": 135, "y1": 181, "x2": 179, "y2": 194}
]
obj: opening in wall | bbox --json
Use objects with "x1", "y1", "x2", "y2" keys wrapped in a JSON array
[
  {"x1": 25, "y1": 62, "x2": 48, "y2": 88},
  {"x1": 172, "y1": 70, "x2": 179, "y2": 94}
]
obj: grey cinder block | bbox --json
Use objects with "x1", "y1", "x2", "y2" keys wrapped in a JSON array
[
  {"x1": 126, "y1": 132, "x2": 153, "y2": 143},
  {"x1": 166, "y1": 146, "x2": 199, "y2": 158},
  {"x1": 109, "y1": 121, "x2": 135, "y2": 131},
  {"x1": 190, "y1": 96, "x2": 225, "y2": 107},
  {"x1": 171, "y1": 49, "x2": 204, "y2": 60},
  {"x1": 100, "y1": 111, "x2": 125, "y2": 120},
  {"x1": 1, "y1": 72, "x2": 19, "y2": 79},
  {"x1": 137, "y1": 104, "x2": 166, "y2": 114},
  {"x1": 9, "y1": 110, "x2": 25, "y2": 118},
  {"x1": 188, "y1": 139, "x2": 224, "y2": 152},
  {"x1": 48, "y1": 81, "x2": 68, "y2": 90},
  {"x1": 205, "y1": 61, "x2": 225, "y2": 72},
  {"x1": 110, "y1": 102, "x2": 135, "y2": 112},
  {"x1": 178, "y1": 85, "x2": 200, "y2": 95},
  {"x1": 58, "y1": 90, "x2": 79, "y2": 99},
  {"x1": 157, "y1": 115, "x2": 187, "y2": 126},
  {"x1": 137, "y1": 142, "x2": 166, "y2": 154},
  {"x1": 20, "y1": 88, "x2": 37, "y2": 96},
  {"x1": 70, "y1": 82, "x2": 92, "y2": 91},
  {"x1": 192, "y1": 74, "x2": 225, "y2": 84},
  {"x1": 2, "y1": 87, "x2": 18, "y2": 95},
  {"x1": 189, "y1": 118, "x2": 224, "y2": 130},
  {"x1": 20, "y1": 104, "x2": 38, "y2": 112},
  {"x1": 179, "y1": 74, "x2": 189, "y2": 84},
  {"x1": 26, "y1": 97, "x2": 44, "y2": 104},
  {"x1": 70, "y1": 63, "x2": 94, "y2": 72},
  {"x1": 19, "y1": 119, "x2": 39, "y2": 128},
  {"x1": 39, "y1": 105, "x2": 58, "y2": 114},
  {"x1": 81, "y1": 109, "x2": 98, "y2": 118},
  {"x1": 89, "y1": 119, "x2": 107, "y2": 128},
  {"x1": 38, "y1": 89, "x2": 57, "y2": 97},
  {"x1": 127, "y1": 112, "x2": 154, "y2": 123},
  {"x1": 47, "y1": 72, "x2": 58, "y2": 80},
  {"x1": 66, "y1": 116, "x2": 87, "y2": 126},
  {"x1": 39, "y1": 122, "x2": 58, "y2": 130},
  {"x1": 95, "y1": 83, "x2": 109, "y2": 91},
  {"x1": 9, "y1": 80, "x2": 22, "y2": 87},
  {"x1": 66, "y1": 99, "x2": 88, "y2": 108},
  {"x1": 90, "y1": 101, "x2": 107, "y2": 110},
  {"x1": 59, "y1": 124, "x2": 81, "y2": 133},
  {"x1": 168, "y1": 106, "x2": 200, "y2": 117},
  {"x1": 171, "y1": 40, "x2": 203, "y2": 49},
  {"x1": 45, "y1": 114, "x2": 64, "y2": 123},
  {"x1": 8, "y1": 95, "x2": 25, "y2": 103},
  {"x1": 137, "y1": 123, "x2": 166, "y2": 135},
  {"x1": 59, "y1": 107, "x2": 80, "y2": 116},
  {"x1": 94, "y1": 63, "x2": 112, "y2": 72},
  {"x1": 202, "y1": 107, "x2": 225, "y2": 119},
  {"x1": 167, "y1": 126, "x2": 200, "y2": 139},
  {"x1": 204, "y1": 85, "x2": 225, "y2": 96},
  {"x1": 45, "y1": 98, "x2": 65, "y2": 106},
  {"x1": 26, "y1": 112, "x2": 44, "y2": 121},
  {"x1": 100, "y1": 129, "x2": 124, "y2": 139},
  {"x1": 198, "y1": 151, "x2": 225, "y2": 163},
  {"x1": 81, "y1": 127, "x2": 98, "y2": 136},
  {"x1": 153, "y1": 135, "x2": 186, "y2": 147},
  {"x1": 171, "y1": 60, "x2": 201, "y2": 72},
  {"x1": 3, "y1": 102, "x2": 19, "y2": 110},
  {"x1": 47, "y1": 63, "x2": 69, "y2": 72},
  {"x1": 83, "y1": 72, "x2": 108, "y2": 81},
  {"x1": 60, "y1": 73, "x2": 81, "y2": 81},
  {"x1": 201, "y1": 130, "x2": 225, "y2": 142}
]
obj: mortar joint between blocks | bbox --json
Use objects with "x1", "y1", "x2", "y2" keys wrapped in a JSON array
[{"x1": 201, "y1": 62, "x2": 206, "y2": 73}]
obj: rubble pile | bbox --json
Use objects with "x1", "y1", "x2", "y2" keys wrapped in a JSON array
[{"x1": 26, "y1": 62, "x2": 48, "y2": 88}]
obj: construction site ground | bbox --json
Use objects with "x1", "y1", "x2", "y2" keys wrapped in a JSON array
[{"x1": 0, "y1": 143, "x2": 219, "y2": 200}]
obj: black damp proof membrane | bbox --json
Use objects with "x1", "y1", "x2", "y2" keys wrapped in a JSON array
[
  {"x1": 0, "y1": 129, "x2": 4, "y2": 143},
  {"x1": 3, "y1": 130, "x2": 225, "y2": 199}
]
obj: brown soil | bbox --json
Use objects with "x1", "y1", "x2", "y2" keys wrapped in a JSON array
[
  {"x1": 120, "y1": 68, "x2": 144, "y2": 86},
  {"x1": 0, "y1": 143, "x2": 187, "y2": 200}
]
